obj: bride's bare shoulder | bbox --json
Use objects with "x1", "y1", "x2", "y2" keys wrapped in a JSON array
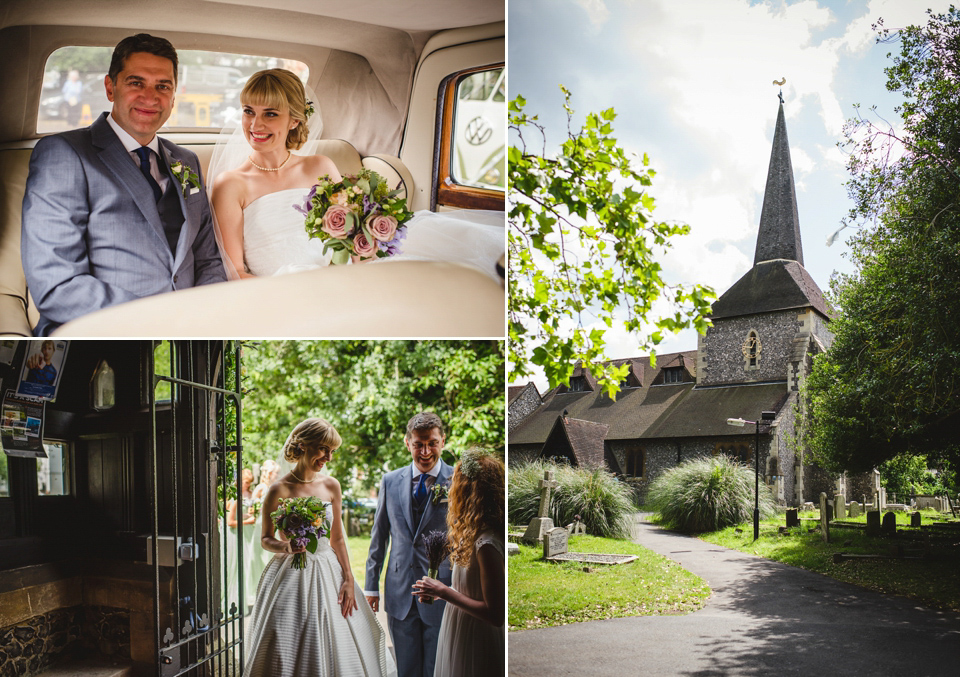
[
  {"x1": 300, "y1": 153, "x2": 341, "y2": 181},
  {"x1": 211, "y1": 168, "x2": 249, "y2": 202}
]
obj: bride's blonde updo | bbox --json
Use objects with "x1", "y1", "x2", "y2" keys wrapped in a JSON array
[
  {"x1": 283, "y1": 418, "x2": 342, "y2": 462},
  {"x1": 241, "y1": 68, "x2": 311, "y2": 150}
]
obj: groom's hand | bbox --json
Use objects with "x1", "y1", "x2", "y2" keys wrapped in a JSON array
[{"x1": 365, "y1": 595, "x2": 379, "y2": 612}]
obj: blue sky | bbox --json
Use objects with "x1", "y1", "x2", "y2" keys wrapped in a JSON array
[{"x1": 510, "y1": 0, "x2": 953, "y2": 389}]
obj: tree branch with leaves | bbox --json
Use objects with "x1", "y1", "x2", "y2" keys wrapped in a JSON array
[{"x1": 508, "y1": 86, "x2": 714, "y2": 397}]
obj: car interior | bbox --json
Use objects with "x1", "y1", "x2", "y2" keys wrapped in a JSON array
[{"x1": 0, "y1": 0, "x2": 505, "y2": 337}]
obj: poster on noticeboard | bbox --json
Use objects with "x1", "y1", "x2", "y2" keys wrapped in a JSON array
[
  {"x1": 15, "y1": 340, "x2": 69, "y2": 402},
  {"x1": 1, "y1": 389, "x2": 46, "y2": 458}
]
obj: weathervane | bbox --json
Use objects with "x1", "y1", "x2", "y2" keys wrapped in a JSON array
[{"x1": 773, "y1": 77, "x2": 786, "y2": 104}]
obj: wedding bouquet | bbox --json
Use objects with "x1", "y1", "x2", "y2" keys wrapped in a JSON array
[
  {"x1": 297, "y1": 169, "x2": 412, "y2": 264},
  {"x1": 270, "y1": 496, "x2": 331, "y2": 570},
  {"x1": 421, "y1": 530, "x2": 450, "y2": 605}
]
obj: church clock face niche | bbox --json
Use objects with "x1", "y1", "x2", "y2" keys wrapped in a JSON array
[{"x1": 741, "y1": 330, "x2": 762, "y2": 371}]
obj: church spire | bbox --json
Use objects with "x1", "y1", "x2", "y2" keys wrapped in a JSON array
[{"x1": 754, "y1": 102, "x2": 803, "y2": 266}]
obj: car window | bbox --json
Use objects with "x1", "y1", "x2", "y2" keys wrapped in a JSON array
[
  {"x1": 450, "y1": 67, "x2": 505, "y2": 191},
  {"x1": 38, "y1": 46, "x2": 309, "y2": 133}
]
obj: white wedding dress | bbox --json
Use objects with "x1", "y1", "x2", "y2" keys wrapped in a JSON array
[
  {"x1": 243, "y1": 509, "x2": 397, "y2": 677},
  {"x1": 433, "y1": 530, "x2": 505, "y2": 677},
  {"x1": 241, "y1": 188, "x2": 504, "y2": 281}
]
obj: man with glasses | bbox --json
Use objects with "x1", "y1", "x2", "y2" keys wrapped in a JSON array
[{"x1": 365, "y1": 412, "x2": 453, "y2": 677}]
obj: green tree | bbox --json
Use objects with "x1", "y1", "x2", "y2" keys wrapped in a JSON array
[
  {"x1": 508, "y1": 86, "x2": 714, "y2": 397},
  {"x1": 239, "y1": 341, "x2": 504, "y2": 491},
  {"x1": 806, "y1": 8, "x2": 960, "y2": 474}
]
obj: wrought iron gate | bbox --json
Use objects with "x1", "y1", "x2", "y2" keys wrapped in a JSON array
[{"x1": 148, "y1": 341, "x2": 246, "y2": 677}]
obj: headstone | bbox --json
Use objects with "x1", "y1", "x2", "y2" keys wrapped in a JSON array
[
  {"x1": 785, "y1": 509, "x2": 799, "y2": 528},
  {"x1": 848, "y1": 501, "x2": 860, "y2": 518},
  {"x1": 507, "y1": 542, "x2": 520, "y2": 557},
  {"x1": 543, "y1": 526, "x2": 569, "y2": 559},
  {"x1": 819, "y1": 493, "x2": 830, "y2": 543},
  {"x1": 834, "y1": 494, "x2": 846, "y2": 519},
  {"x1": 566, "y1": 518, "x2": 586, "y2": 535},
  {"x1": 911, "y1": 511, "x2": 922, "y2": 528},
  {"x1": 522, "y1": 470, "x2": 559, "y2": 544},
  {"x1": 881, "y1": 511, "x2": 897, "y2": 536},
  {"x1": 866, "y1": 510, "x2": 881, "y2": 537}
]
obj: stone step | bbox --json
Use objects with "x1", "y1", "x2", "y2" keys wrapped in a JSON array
[{"x1": 36, "y1": 657, "x2": 134, "y2": 677}]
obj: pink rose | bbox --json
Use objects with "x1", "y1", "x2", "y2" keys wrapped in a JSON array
[
  {"x1": 353, "y1": 231, "x2": 378, "y2": 258},
  {"x1": 367, "y1": 214, "x2": 398, "y2": 242},
  {"x1": 321, "y1": 205, "x2": 351, "y2": 239}
]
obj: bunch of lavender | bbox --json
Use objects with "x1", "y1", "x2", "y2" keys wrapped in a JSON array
[
  {"x1": 421, "y1": 530, "x2": 450, "y2": 605},
  {"x1": 271, "y1": 496, "x2": 330, "y2": 570}
]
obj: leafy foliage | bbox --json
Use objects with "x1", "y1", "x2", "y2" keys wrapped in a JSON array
[
  {"x1": 806, "y1": 8, "x2": 960, "y2": 473},
  {"x1": 239, "y1": 341, "x2": 504, "y2": 490},
  {"x1": 508, "y1": 460, "x2": 636, "y2": 538},
  {"x1": 647, "y1": 455, "x2": 777, "y2": 534},
  {"x1": 879, "y1": 453, "x2": 957, "y2": 498},
  {"x1": 508, "y1": 86, "x2": 714, "y2": 397}
]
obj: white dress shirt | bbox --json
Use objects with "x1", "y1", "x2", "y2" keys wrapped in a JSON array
[{"x1": 106, "y1": 112, "x2": 170, "y2": 192}]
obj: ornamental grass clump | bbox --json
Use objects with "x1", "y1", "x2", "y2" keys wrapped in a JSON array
[
  {"x1": 648, "y1": 455, "x2": 777, "y2": 533},
  {"x1": 508, "y1": 460, "x2": 636, "y2": 538}
]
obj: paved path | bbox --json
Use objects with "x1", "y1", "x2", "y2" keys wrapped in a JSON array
[{"x1": 509, "y1": 515, "x2": 960, "y2": 676}]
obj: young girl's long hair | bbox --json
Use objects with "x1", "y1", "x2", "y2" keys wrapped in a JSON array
[{"x1": 447, "y1": 449, "x2": 505, "y2": 567}]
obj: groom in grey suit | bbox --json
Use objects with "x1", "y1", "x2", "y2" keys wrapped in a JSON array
[
  {"x1": 21, "y1": 33, "x2": 225, "y2": 335},
  {"x1": 365, "y1": 412, "x2": 453, "y2": 677}
]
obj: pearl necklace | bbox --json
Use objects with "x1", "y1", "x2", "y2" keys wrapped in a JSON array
[
  {"x1": 249, "y1": 151, "x2": 291, "y2": 172},
  {"x1": 289, "y1": 468, "x2": 318, "y2": 483}
]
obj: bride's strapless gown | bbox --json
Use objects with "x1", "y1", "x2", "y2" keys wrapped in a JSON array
[
  {"x1": 243, "y1": 535, "x2": 397, "y2": 677},
  {"x1": 242, "y1": 189, "x2": 504, "y2": 280}
]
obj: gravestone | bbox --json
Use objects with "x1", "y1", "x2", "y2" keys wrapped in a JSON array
[
  {"x1": 566, "y1": 518, "x2": 586, "y2": 535},
  {"x1": 819, "y1": 493, "x2": 830, "y2": 543},
  {"x1": 507, "y1": 542, "x2": 520, "y2": 557},
  {"x1": 543, "y1": 526, "x2": 569, "y2": 559},
  {"x1": 522, "y1": 470, "x2": 558, "y2": 544},
  {"x1": 785, "y1": 509, "x2": 799, "y2": 528},
  {"x1": 866, "y1": 511, "x2": 881, "y2": 536},
  {"x1": 881, "y1": 511, "x2": 897, "y2": 536},
  {"x1": 848, "y1": 501, "x2": 860, "y2": 518},
  {"x1": 834, "y1": 494, "x2": 846, "y2": 519},
  {"x1": 911, "y1": 511, "x2": 922, "y2": 528}
]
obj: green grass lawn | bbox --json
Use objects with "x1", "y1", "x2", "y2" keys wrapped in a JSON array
[
  {"x1": 697, "y1": 510, "x2": 960, "y2": 611},
  {"x1": 508, "y1": 534, "x2": 710, "y2": 632},
  {"x1": 346, "y1": 533, "x2": 388, "y2": 591}
]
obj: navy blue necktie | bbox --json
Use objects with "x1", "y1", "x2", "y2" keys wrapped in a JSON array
[
  {"x1": 134, "y1": 146, "x2": 163, "y2": 202},
  {"x1": 414, "y1": 473, "x2": 427, "y2": 505}
]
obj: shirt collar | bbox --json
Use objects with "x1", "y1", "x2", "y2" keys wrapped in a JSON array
[
  {"x1": 107, "y1": 112, "x2": 161, "y2": 155},
  {"x1": 411, "y1": 460, "x2": 441, "y2": 480}
]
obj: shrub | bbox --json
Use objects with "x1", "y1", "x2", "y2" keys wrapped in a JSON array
[
  {"x1": 647, "y1": 455, "x2": 777, "y2": 533},
  {"x1": 508, "y1": 460, "x2": 636, "y2": 538}
]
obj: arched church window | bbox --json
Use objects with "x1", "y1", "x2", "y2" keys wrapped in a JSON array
[{"x1": 742, "y1": 330, "x2": 762, "y2": 371}]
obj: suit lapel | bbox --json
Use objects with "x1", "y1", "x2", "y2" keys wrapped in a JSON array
[
  {"x1": 399, "y1": 464, "x2": 415, "y2": 536},
  {"x1": 91, "y1": 114, "x2": 171, "y2": 255}
]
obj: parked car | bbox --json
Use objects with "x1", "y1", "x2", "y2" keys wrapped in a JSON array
[{"x1": 0, "y1": 0, "x2": 505, "y2": 337}]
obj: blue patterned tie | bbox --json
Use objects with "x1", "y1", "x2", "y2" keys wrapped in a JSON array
[
  {"x1": 414, "y1": 473, "x2": 427, "y2": 505},
  {"x1": 134, "y1": 146, "x2": 163, "y2": 202}
]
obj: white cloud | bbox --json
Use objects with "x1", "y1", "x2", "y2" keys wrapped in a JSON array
[{"x1": 573, "y1": 0, "x2": 611, "y2": 28}]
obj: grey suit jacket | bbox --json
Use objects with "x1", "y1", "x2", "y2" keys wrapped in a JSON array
[
  {"x1": 365, "y1": 461, "x2": 453, "y2": 624},
  {"x1": 22, "y1": 112, "x2": 226, "y2": 335}
]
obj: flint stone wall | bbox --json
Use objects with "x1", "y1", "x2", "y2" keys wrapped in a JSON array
[
  {"x1": 700, "y1": 311, "x2": 800, "y2": 385},
  {"x1": 0, "y1": 605, "x2": 128, "y2": 676}
]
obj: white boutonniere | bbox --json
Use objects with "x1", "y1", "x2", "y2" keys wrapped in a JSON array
[
  {"x1": 170, "y1": 161, "x2": 202, "y2": 197},
  {"x1": 430, "y1": 482, "x2": 449, "y2": 506}
]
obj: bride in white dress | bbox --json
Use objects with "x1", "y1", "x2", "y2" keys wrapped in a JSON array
[
  {"x1": 208, "y1": 68, "x2": 503, "y2": 281},
  {"x1": 244, "y1": 418, "x2": 396, "y2": 677},
  {"x1": 412, "y1": 449, "x2": 505, "y2": 677}
]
